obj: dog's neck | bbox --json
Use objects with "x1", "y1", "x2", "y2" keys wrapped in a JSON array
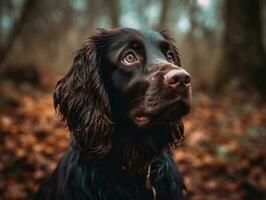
[{"x1": 107, "y1": 122, "x2": 174, "y2": 174}]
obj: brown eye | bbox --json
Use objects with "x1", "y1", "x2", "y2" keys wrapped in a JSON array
[
  {"x1": 123, "y1": 52, "x2": 138, "y2": 64},
  {"x1": 167, "y1": 51, "x2": 174, "y2": 63}
]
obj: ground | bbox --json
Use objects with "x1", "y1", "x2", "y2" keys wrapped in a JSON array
[{"x1": 0, "y1": 82, "x2": 266, "y2": 200}]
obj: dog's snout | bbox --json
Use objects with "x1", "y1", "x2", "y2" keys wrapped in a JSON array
[{"x1": 164, "y1": 69, "x2": 191, "y2": 91}]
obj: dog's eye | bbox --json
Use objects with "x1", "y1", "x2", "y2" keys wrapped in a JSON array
[
  {"x1": 167, "y1": 51, "x2": 174, "y2": 64},
  {"x1": 123, "y1": 52, "x2": 138, "y2": 64}
]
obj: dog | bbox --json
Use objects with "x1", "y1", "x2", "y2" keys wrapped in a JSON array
[{"x1": 34, "y1": 28, "x2": 191, "y2": 200}]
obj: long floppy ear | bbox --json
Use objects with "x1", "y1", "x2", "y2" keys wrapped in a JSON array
[{"x1": 54, "y1": 30, "x2": 114, "y2": 156}]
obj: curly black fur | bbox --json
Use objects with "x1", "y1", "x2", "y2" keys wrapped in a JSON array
[{"x1": 34, "y1": 28, "x2": 191, "y2": 200}]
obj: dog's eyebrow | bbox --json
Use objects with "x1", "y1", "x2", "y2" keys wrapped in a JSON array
[
  {"x1": 127, "y1": 38, "x2": 144, "y2": 49},
  {"x1": 159, "y1": 40, "x2": 171, "y2": 51}
]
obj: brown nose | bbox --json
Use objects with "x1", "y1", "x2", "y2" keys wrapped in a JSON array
[{"x1": 164, "y1": 69, "x2": 191, "y2": 91}]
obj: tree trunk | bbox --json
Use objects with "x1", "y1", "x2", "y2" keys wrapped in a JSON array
[
  {"x1": 0, "y1": 0, "x2": 35, "y2": 68},
  {"x1": 107, "y1": 0, "x2": 120, "y2": 28},
  {"x1": 157, "y1": 0, "x2": 172, "y2": 30},
  {"x1": 216, "y1": 0, "x2": 266, "y2": 93}
]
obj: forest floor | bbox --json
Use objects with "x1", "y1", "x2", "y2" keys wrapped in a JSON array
[{"x1": 0, "y1": 80, "x2": 266, "y2": 200}]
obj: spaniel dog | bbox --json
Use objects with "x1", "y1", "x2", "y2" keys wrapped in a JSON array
[{"x1": 34, "y1": 28, "x2": 191, "y2": 200}]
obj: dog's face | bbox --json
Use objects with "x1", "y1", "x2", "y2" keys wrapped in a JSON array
[
  {"x1": 54, "y1": 28, "x2": 191, "y2": 155},
  {"x1": 100, "y1": 29, "x2": 191, "y2": 127}
]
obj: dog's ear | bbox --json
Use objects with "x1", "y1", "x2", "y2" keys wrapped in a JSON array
[{"x1": 54, "y1": 29, "x2": 114, "y2": 156}]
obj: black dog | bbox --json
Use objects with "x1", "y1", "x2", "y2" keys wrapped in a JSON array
[{"x1": 34, "y1": 28, "x2": 191, "y2": 200}]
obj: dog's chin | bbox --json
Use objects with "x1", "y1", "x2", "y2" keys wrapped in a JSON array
[{"x1": 131, "y1": 101, "x2": 191, "y2": 127}]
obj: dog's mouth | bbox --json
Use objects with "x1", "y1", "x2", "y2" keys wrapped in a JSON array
[
  {"x1": 131, "y1": 100, "x2": 190, "y2": 127},
  {"x1": 134, "y1": 116, "x2": 151, "y2": 126}
]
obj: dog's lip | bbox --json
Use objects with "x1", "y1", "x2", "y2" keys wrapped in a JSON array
[
  {"x1": 133, "y1": 116, "x2": 150, "y2": 127},
  {"x1": 131, "y1": 99, "x2": 190, "y2": 127}
]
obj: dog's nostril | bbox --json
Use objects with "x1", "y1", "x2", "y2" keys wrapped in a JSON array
[
  {"x1": 184, "y1": 75, "x2": 191, "y2": 85},
  {"x1": 168, "y1": 76, "x2": 180, "y2": 85}
]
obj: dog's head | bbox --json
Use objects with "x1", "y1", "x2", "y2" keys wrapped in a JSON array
[{"x1": 54, "y1": 28, "x2": 191, "y2": 157}]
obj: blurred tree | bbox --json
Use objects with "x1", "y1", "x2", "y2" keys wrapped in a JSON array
[
  {"x1": 87, "y1": 0, "x2": 99, "y2": 28},
  {"x1": 216, "y1": 0, "x2": 266, "y2": 93},
  {"x1": 107, "y1": 0, "x2": 120, "y2": 28},
  {"x1": 0, "y1": 0, "x2": 36, "y2": 68},
  {"x1": 157, "y1": 0, "x2": 172, "y2": 30},
  {"x1": 82, "y1": 0, "x2": 120, "y2": 30},
  {"x1": 185, "y1": 0, "x2": 201, "y2": 76}
]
